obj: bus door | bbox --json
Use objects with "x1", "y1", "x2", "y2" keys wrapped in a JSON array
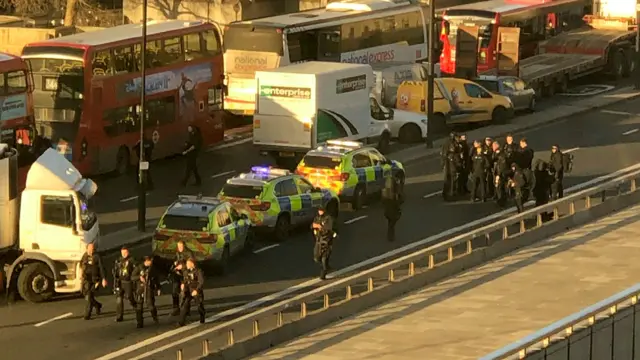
[
  {"x1": 497, "y1": 27, "x2": 521, "y2": 77},
  {"x1": 317, "y1": 28, "x2": 341, "y2": 62},
  {"x1": 454, "y1": 25, "x2": 479, "y2": 79}
]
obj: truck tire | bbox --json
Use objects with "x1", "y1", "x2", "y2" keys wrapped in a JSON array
[
  {"x1": 624, "y1": 49, "x2": 635, "y2": 78},
  {"x1": 611, "y1": 50, "x2": 625, "y2": 79},
  {"x1": 17, "y1": 263, "x2": 55, "y2": 303},
  {"x1": 398, "y1": 123, "x2": 422, "y2": 143}
]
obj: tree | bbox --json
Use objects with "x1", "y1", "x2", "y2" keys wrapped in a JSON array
[
  {"x1": 63, "y1": 0, "x2": 77, "y2": 26},
  {"x1": 0, "y1": 0, "x2": 54, "y2": 18}
]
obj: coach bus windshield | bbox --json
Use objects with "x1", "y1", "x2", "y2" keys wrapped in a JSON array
[
  {"x1": 224, "y1": 24, "x2": 284, "y2": 55},
  {"x1": 445, "y1": 16, "x2": 494, "y2": 49}
]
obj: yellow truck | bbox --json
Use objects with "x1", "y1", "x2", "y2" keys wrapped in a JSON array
[{"x1": 396, "y1": 77, "x2": 514, "y2": 132}]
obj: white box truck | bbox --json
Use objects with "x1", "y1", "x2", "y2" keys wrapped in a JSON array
[
  {"x1": 370, "y1": 61, "x2": 426, "y2": 108},
  {"x1": 0, "y1": 145, "x2": 100, "y2": 303},
  {"x1": 253, "y1": 62, "x2": 393, "y2": 166}
]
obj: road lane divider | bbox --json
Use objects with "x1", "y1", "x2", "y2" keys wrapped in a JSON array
[
  {"x1": 344, "y1": 216, "x2": 367, "y2": 225},
  {"x1": 34, "y1": 312, "x2": 73, "y2": 327},
  {"x1": 253, "y1": 244, "x2": 279, "y2": 254},
  {"x1": 99, "y1": 161, "x2": 640, "y2": 360},
  {"x1": 171, "y1": 165, "x2": 640, "y2": 360},
  {"x1": 210, "y1": 170, "x2": 235, "y2": 179},
  {"x1": 623, "y1": 128, "x2": 639, "y2": 136}
]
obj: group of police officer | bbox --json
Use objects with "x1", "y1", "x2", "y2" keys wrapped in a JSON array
[
  {"x1": 79, "y1": 240, "x2": 205, "y2": 328},
  {"x1": 441, "y1": 132, "x2": 570, "y2": 212}
]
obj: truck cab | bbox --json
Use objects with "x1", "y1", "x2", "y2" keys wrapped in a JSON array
[{"x1": 1, "y1": 145, "x2": 99, "y2": 303}]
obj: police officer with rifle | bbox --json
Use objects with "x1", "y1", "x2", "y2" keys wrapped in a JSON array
[
  {"x1": 136, "y1": 256, "x2": 161, "y2": 328},
  {"x1": 178, "y1": 258, "x2": 206, "y2": 326},
  {"x1": 382, "y1": 176, "x2": 404, "y2": 242},
  {"x1": 80, "y1": 243, "x2": 107, "y2": 320},
  {"x1": 113, "y1": 246, "x2": 141, "y2": 325},
  {"x1": 312, "y1": 206, "x2": 336, "y2": 280},
  {"x1": 170, "y1": 240, "x2": 195, "y2": 316}
]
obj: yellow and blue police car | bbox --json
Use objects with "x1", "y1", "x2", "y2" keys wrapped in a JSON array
[
  {"x1": 296, "y1": 140, "x2": 405, "y2": 209},
  {"x1": 218, "y1": 166, "x2": 340, "y2": 242},
  {"x1": 152, "y1": 195, "x2": 253, "y2": 274}
]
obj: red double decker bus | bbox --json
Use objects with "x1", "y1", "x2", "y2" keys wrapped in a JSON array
[
  {"x1": 21, "y1": 20, "x2": 225, "y2": 176},
  {"x1": 440, "y1": 0, "x2": 589, "y2": 76},
  {"x1": 0, "y1": 52, "x2": 36, "y2": 186}
]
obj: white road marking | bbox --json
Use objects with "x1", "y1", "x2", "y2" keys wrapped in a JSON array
[
  {"x1": 423, "y1": 191, "x2": 442, "y2": 199},
  {"x1": 34, "y1": 313, "x2": 73, "y2": 327},
  {"x1": 99, "y1": 161, "x2": 640, "y2": 360},
  {"x1": 564, "y1": 147, "x2": 579, "y2": 153},
  {"x1": 210, "y1": 170, "x2": 235, "y2": 179},
  {"x1": 253, "y1": 244, "x2": 280, "y2": 254},
  {"x1": 600, "y1": 109, "x2": 633, "y2": 116},
  {"x1": 120, "y1": 193, "x2": 149, "y2": 203},
  {"x1": 206, "y1": 137, "x2": 252, "y2": 152},
  {"x1": 623, "y1": 129, "x2": 639, "y2": 136},
  {"x1": 344, "y1": 215, "x2": 367, "y2": 225}
]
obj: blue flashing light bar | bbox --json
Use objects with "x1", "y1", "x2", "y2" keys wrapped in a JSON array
[{"x1": 250, "y1": 166, "x2": 291, "y2": 176}]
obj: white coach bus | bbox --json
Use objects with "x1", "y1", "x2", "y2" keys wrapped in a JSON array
[{"x1": 223, "y1": 0, "x2": 429, "y2": 115}]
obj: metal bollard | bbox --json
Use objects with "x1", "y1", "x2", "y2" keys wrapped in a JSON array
[
  {"x1": 202, "y1": 339, "x2": 210, "y2": 355},
  {"x1": 176, "y1": 349, "x2": 183, "y2": 360}
]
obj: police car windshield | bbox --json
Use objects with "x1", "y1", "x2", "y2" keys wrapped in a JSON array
[
  {"x1": 303, "y1": 155, "x2": 341, "y2": 169},
  {"x1": 222, "y1": 184, "x2": 263, "y2": 199},
  {"x1": 163, "y1": 215, "x2": 210, "y2": 232}
]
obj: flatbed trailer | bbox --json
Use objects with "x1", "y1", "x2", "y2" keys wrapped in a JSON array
[{"x1": 516, "y1": 26, "x2": 635, "y2": 96}]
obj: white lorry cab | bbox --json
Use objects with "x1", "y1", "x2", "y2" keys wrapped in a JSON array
[
  {"x1": 0, "y1": 145, "x2": 99, "y2": 303},
  {"x1": 253, "y1": 61, "x2": 394, "y2": 166}
]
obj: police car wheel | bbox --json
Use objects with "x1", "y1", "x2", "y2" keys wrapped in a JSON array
[
  {"x1": 244, "y1": 229, "x2": 256, "y2": 253},
  {"x1": 274, "y1": 214, "x2": 291, "y2": 242},
  {"x1": 213, "y1": 246, "x2": 230, "y2": 275},
  {"x1": 17, "y1": 263, "x2": 55, "y2": 303},
  {"x1": 326, "y1": 200, "x2": 339, "y2": 218},
  {"x1": 353, "y1": 186, "x2": 366, "y2": 210}
]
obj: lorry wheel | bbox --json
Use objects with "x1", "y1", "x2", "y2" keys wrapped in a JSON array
[
  {"x1": 17, "y1": 263, "x2": 54, "y2": 303},
  {"x1": 612, "y1": 51, "x2": 625, "y2": 79},
  {"x1": 274, "y1": 214, "x2": 291, "y2": 242},
  {"x1": 398, "y1": 124, "x2": 422, "y2": 143},
  {"x1": 528, "y1": 97, "x2": 536, "y2": 113},
  {"x1": 115, "y1": 147, "x2": 130, "y2": 175},
  {"x1": 624, "y1": 49, "x2": 635, "y2": 77}
]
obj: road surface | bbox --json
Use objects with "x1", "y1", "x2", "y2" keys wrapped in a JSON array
[{"x1": 2, "y1": 93, "x2": 640, "y2": 360}]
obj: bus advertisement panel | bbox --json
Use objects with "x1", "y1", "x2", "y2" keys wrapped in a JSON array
[
  {"x1": 223, "y1": 0, "x2": 428, "y2": 116},
  {"x1": 22, "y1": 20, "x2": 225, "y2": 176}
]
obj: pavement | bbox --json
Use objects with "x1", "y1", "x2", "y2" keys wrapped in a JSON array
[
  {"x1": 248, "y1": 204, "x2": 640, "y2": 360},
  {"x1": 3, "y1": 89, "x2": 640, "y2": 360}
]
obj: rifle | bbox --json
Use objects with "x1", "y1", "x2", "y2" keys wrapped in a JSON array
[{"x1": 112, "y1": 267, "x2": 121, "y2": 295}]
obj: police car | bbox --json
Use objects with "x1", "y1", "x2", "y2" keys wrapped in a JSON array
[
  {"x1": 218, "y1": 166, "x2": 340, "y2": 242},
  {"x1": 296, "y1": 140, "x2": 405, "y2": 209},
  {"x1": 152, "y1": 195, "x2": 253, "y2": 274}
]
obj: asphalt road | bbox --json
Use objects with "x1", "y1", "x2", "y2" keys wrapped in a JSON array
[
  {"x1": 2, "y1": 93, "x2": 640, "y2": 360},
  {"x1": 93, "y1": 76, "x2": 632, "y2": 236}
]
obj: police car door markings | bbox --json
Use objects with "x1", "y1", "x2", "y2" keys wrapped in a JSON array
[
  {"x1": 277, "y1": 196, "x2": 292, "y2": 212},
  {"x1": 344, "y1": 215, "x2": 367, "y2": 225},
  {"x1": 623, "y1": 129, "x2": 639, "y2": 136}
]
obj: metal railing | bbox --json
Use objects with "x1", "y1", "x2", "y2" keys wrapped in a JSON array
[
  {"x1": 165, "y1": 167, "x2": 640, "y2": 360},
  {"x1": 481, "y1": 283, "x2": 640, "y2": 360}
]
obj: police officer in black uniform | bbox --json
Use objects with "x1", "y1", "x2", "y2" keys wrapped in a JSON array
[
  {"x1": 134, "y1": 131, "x2": 154, "y2": 190},
  {"x1": 136, "y1": 256, "x2": 160, "y2": 328},
  {"x1": 458, "y1": 134, "x2": 470, "y2": 194},
  {"x1": 80, "y1": 243, "x2": 107, "y2": 320},
  {"x1": 171, "y1": 240, "x2": 195, "y2": 316},
  {"x1": 178, "y1": 258, "x2": 206, "y2": 326},
  {"x1": 533, "y1": 160, "x2": 553, "y2": 205},
  {"x1": 312, "y1": 206, "x2": 336, "y2": 280},
  {"x1": 483, "y1": 138, "x2": 495, "y2": 198},
  {"x1": 509, "y1": 163, "x2": 527, "y2": 213},
  {"x1": 549, "y1": 145, "x2": 565, "y2": 200},
  {"x1": 442, "y1": 135, "x2": 462, "y2": 201},
  {"x1": 180, "y1": 125, "x2": 202, "y2": 187},
  {"x1": 382, "y1": 176, "x2": 403, "y2": 242},
  {"x1": 492, "y1": 142, "x2": 509, "y2": 207},
  {"x1": 503, "y1": 134, "x2": 518, "y2": 169},
  {"x1": 470, "y1": 146, "x2": 489, "y2": 202},
  {"x1": 113, "y1": 246, "x2": 140, "y2": 325},
  {"x1": 518, "y1": 138, "x2": 534, "y2": 170}
]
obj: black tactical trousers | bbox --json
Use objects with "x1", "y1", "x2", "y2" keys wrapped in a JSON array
[
  {"x1": 514, "y1": 190, "x2": 525, "y2": 213},
  {"x1": 551, "y1": 177, "x2": 564, "y2": 200},
  {"x1": 136, "y1": 289, "x2": 158, "y2": 327},
  {"x1": 314, "y1": 240, "x2": 332, "y2": 279},
  {"x1": 171, "y1": 273, "x2": 182, "y2": 312},
  {"x1": 470, "y1": 174, "x2": 486, "y2": 201},
  {"x1": 179, "y1": 291, "x2": 205, "y2": 326},
  {"x1": 115, "y1": 281, "x2": 140, "y2": 323},
  {"x1": 443, "y1": 169, "x2": 458, "y2": 199},
  {"x1": 386, "y1": 217, "x2": 398, "y2": 242},
  {"x1": 82, "y1": 280, "x2": 102, "y2": 319},
  {"x1": 181, "y1": 157, "x2": 201, "y2": 186}
]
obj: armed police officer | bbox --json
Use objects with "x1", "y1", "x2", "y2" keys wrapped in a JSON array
[
  {"x1": 180, "y1": 125, "x2": 203, "y2": 187},
  {"x1": 549, "y1": 145, "x2": 565, "y2": 199},
  {"x1": 442, "y1": 134, "x2": 463, "y2": 200},
  {"x1": 382, "y1": 176, "x2": 404, "y2": 242},
  {"x1": 312, "y1": 206, "x2": 336, "y2": 280},
  {"x1": 483, "y1": 137, "x2": 495, "y2": 198},
  {"x1": 136, "y1": 256, "x2": 160, "y2": 328},
  {"x1": 509, "y1": 163, "x2": 527, "y2": 213},
  {"x1": 458, "y1": 134, "x2": 470, "y2": 194},
  {"x1": 503, "y1": 134, "x2": 518, "y2": 169},
  {"x1": 171, "y1": 240, "x2": 195, "y2": 316},
  {"x1": 178, "y1": 258, "x2": 206, "y2": 326},
  {"x1": 470, "y1": 146, "x2": 489, "y2": 202},
  {"x1": 113, "y1": 246, "x2": 141, "y2": 325},
  {"x1": 80, "y1": 243, "x2": 107, "y2": 320},
  {"x1": 518, "y1": 138, "x2": 534, "y2": 170},
  {"x1": 492, "y1": 142, "x2": 509, "y2": 207}
]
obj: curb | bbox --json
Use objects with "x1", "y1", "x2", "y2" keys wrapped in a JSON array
[{"x1": 394, "y1": 87, "x2": 640, "y2": 165}]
